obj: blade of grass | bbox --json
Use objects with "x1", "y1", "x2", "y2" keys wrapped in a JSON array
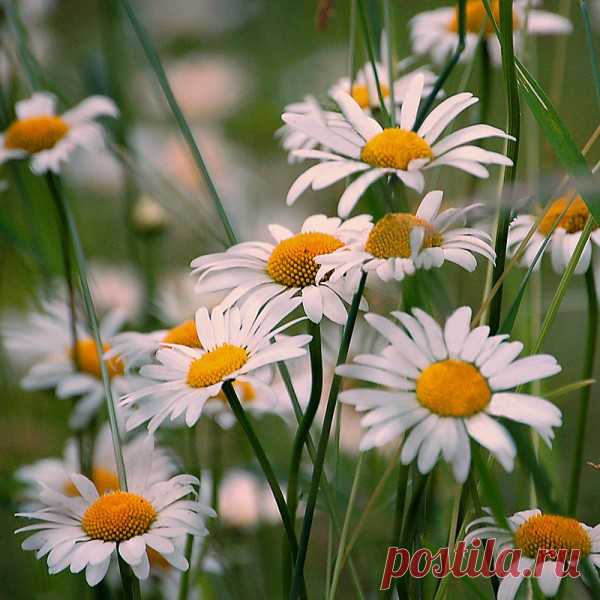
[{"x1": 580, "y1": 0, "x2": 600, "y2": 110}]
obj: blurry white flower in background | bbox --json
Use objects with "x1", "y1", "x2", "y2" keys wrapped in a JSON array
[
  {"x1": 65, "y1": 150, "x2": 124, "y2": 195},
  {"x1": 18, "y1": 0, "x2": 55, "y2": 24}
]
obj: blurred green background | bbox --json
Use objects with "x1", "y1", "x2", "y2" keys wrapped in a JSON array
[{"x1": 0, "y1": 0, "x2": 599, "y2": 598}]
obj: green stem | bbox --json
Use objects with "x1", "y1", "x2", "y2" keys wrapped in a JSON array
[
  {"x1": 580, "y1": 0, "x2": 600, "y2": 111},
  {"x1": 117, "y1": 0, "x2": 237, "y2": 247},
  {"x1": 117, "y1": 555, "x2": 141, "y2": 600},
  {"x1": 328, "y1": 453, "x2": 365, "y2": 599},
  {"x1": 414, "y1": 0, "x2": 466, "y2": 130},
  {"x1": 289, "y1": 272, "x2": 366, "y2": 600},
  {"x1": 567, "y1": 267, "x2": 598, "y2": 515},
  {"x1": 383, "y1": 0, "x2": 395, "y2": 126}
]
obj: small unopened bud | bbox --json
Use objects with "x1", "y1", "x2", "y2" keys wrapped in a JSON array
[{"x1": 132, "y1": 196, "x2": 168, "y2": 236}]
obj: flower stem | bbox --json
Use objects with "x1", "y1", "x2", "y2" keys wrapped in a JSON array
[
  {"x1": 567, "y1": 266, "x2": 598, "y2": 515},
  {"x1": 289, "y1": 272, "x2": 366, "y2": 600},
  {"x1": 580, "y1": 0, "x2": 600, "y2": 110},
  {"x1": 117, "y1": 0, "x2": 237, "y2": 247},
  {"x1": 383, "y1": 0, "x2": 395, "y2": 127}
]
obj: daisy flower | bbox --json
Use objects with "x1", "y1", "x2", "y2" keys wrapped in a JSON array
[
  {"x1": 3, "y1": 299, "x2": 143, "y2": 429},
  {"x1": 316, "y1": 190, "x2": 495, "y2": 284},
  {"x1": 16, "y1": 424, "x2": 173, "y2": 509},
  {"x1": 191, "y1": 214, "x2": 371, "y2": 324},
  {"x1": 410, "y1": 0, "x2": 572, "y2": 67},
  {"x1": 282, "y1": 74, "x2": 513, "y2": 217},
  {"x1": 337, "y1": 306, "x2": 562, "y2": 482},
  {"x1": 0, "y1": 92, "x2": 118, "y2": 174},
  {"x1": 120, "y1": 295, "x2": 310, "y2": 432},
  {"x1": 15, "y1": 437, "x2": 213, "y2": 586},
  {"x1": 465, "y1": 509, "x2": 600, "y2": 598},
  {"x1": 508, "y1": 194, "x2": 599, "y2": 279}
]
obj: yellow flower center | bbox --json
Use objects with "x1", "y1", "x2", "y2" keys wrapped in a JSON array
[
  {"x1": 71, "y1": 339, "x2": 124, "y2": 379},
  {"x1": 351, "y1": 83, "x2": 390, "y2": 109},
  {"x1": 360, "y1": 128, "x2": 433, "y2": 171},
  {"x1": 65, "y1": 467, "x2": 120, "y2": 497},
  {"x1": 187, "y1": 344, "x2": 249, "y2": 388},
  {"x1": 448, "y1": 0, "x2": 519, "y2": 34},
  {"x1": 365, "y1": 213, "x2": 443, "y2": 259},
  {"x1": 267, "y1": 232, "x2": 344, "y2": 287},
  {"x1": 162, "y1": 319, "x2": 201, "y2": 347},
  {"x1": 538, "y1": 196, "x2": 597, "y2": 236},
  {"x1": 82, "y1": 491, "x2": 157, "y2": 542},
  {"x1": 216, "y1": 380, "x2": 257, "y2": 404},
  {"x1": 515, "y1": 514, "x2": 592, "y2": 559},
  {"x1": 416, "y1": 359, "x2": 491, "y2": 417},
  {"x1": 4, "y1": 115, "x2": 69, "y2": 154}
]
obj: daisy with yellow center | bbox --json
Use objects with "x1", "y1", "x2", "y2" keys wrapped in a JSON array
[
  {"x1": 191, "y1": 214, "x2": 372, "y2": 324},
  {"x1": 337, "y1": 306, "x2": 562, "y2": 482},
  {"x1": 3, "y1": 300, "x2": 141, "y2": 429},
  {"x1": 410, "y1": 0, "x2": 572, "y2": 67},
  {"x1": 120, "y1": 296, "x2": 310, "y2": 432},
  {"x1": 0, "y1": 92, "x2": 118, "y2": 174},
  {"x1": 508, "y1": 194, "x2": 600, "y2": 280},
  {"x1": 315, "y1": 190, "x2": 495, "y2": 285},
  {"x1": 465, "y1": 509, "x2": 600, "y2": 598},
  {"x1": 282, "y1": 74, "x2": 513, "y2": 217},
  {"x1": 16, "y1": 437, "x2": 213, "y2": 587}
]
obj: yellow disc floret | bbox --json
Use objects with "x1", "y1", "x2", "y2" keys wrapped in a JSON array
[
  {"x1": 538, "y1": 196, "x2": 597, "y2": 236},
  {"x1": 365, "y1": 213, "x2": 443, "y2": 259},
  {"x1": 187, "y1": 344, "x2": 249, "y2": 388},
  {"x1": 360, "y1": 128, "x2": 433, "y2": 171},
  {"x1": 416, "y1": 359, "x2": 491, "y2": 417},
  {"x1": 351, "y1": 83, "x2": 390, "y2": 109},
  {"x1": 4, "y1": 115, "x2": 69, "y2": 154},
  {"x1": 71, "y1": 339, "x2": 124, "y2": 379},
  {"x1": 267, "y1": 232, "x2": 343, "y2": 287},
  {"x1": 82, "y1": 491, "x2": 156, "y2": 542},
  {"x1": 162, "y1": 320, "x2": 201, "y2": 347},
  {"x1": 515, "y1": 514, "x2": 592, "y2": 559},
  {"x1": 448, "y1": 0, "x2": 519, "y2": 35},
  {"x1": 65, "y1": 467, "x2": 120, "y2": 497}
]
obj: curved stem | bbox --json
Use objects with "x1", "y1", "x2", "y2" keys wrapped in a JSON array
[
  {"x1": 289, "y1": 272, "x2": 366, "y2": 600},
  {"x1": 568, "y1": 267, "x2": 598, "y2": 515},
  {"x1": 383, "y1": 0, "x2": 395, "y2": 127}
]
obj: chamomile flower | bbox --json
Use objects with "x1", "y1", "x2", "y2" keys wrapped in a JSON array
[
  {"x1": 191, "y1": 214, "x2": 371, "y2": 324},
  {"x1": 120, "y1": 295, "x2": 310, "y2": 432},
  {"x1": 15, "y1": 437, "x2": 213, "y2": 586},
  {"x1": 0, "y1": 92, "x2": 118, "y2": 174},
  {"x1": 410, "y1": 0, "x2": 572, "y2": 67},
  {"x1": 337, "y1": 306, "x2": 562, "y2": 482},
  {"x1": 283, "y1": 74, "x2": 513, "y2": 217},
  {"x1": 316, "y1": 190, "x2": 495, "y2": 285},
  {"x1": 508, "y1": 194, "x2": 600, "y2": 279},
  {"x1": 3, "y1": 300, "x2": 142, "y2": 429},
  {"x1": 465, "y1": 509, "x2": 600, "y2": 598},
  {"x1": 16, "y1": 424, "x2": 173, "y2": 509}
]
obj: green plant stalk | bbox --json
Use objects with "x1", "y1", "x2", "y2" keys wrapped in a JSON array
[
  {"x1": 328, "y1": 452, "x2": 365, "y2": 599},
  {"x1": 472, "y1": 445, "x2": 510, "y2": 530},
  {"x1": 383, "y1": 0, "x2": 395, "y2": 127},
  {"x1": 117, "y1": 554, "x2": 141, "y2": 600},
  {"x1": 414, "y1": 0, "x2": 466, "y2": 130},
  {"x1": 545, "y1": 379, "x2": 595, "y2": 400},
  {"x1": 289, "y1": 272, "x2": 367, "y2": 600},
  {"x1": 580, "y1": 0, "x2": 600, "y2": 110},
  {"x1": 348, "y1": 0, "x2": 358, "y2": 86},
  {"x1": 356, "y1": 0, "x2": 389, "y2": 122},
  {"x1": 118, "y1": 0, "x2": 237, "y2": 247},
  {"x1": 567, "y1": 267, "x2": 598, "y2": 515},
  {"x1": 486, "y1": 0, "x2": 520, "y2": 334}
]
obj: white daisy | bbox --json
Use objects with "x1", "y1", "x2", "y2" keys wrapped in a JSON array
[
  {"x1": 508, "y1": 194, "x2": 600, "y2": 281},
  {"x1": 464, "y1": 509, "x2": 600, "y2": 598},
  {"x1": 337, "y1": 305, "x2": 562, "y2": 482},
  {"x1": 316, "y1": 190, "x2": 495, "y2": 285},
  {"x1": 16, "y1": 424, "x2": 174, "y2": 509},
  {"x1": 0, "y1": 92, "x2": 118, "y2": 174},
  {"x1": 15, "y1": 437, "x2": 214, "y2": 586},
  {"x1": 282, "y1": 74, "x2": 513, "y2": 217},
  {"x1": 120, "y1": 294, "x2": 310, "y2": 432},
  {"x1": 410, "y1": 0, "x2": 572, "y2": 67},
  {"x1": 191, "y1": 214, "x2": 372, "y2": 325},
  {"x1": 3, "y1": 299, "x2": 143, "y2": 429}
]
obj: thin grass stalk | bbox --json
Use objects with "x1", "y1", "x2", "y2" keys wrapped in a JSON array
[
  {"x1": 580, "y1": 1, "x2": 600, "y2": 110},
  {"x1": 567, "y1": 267, "x2": 598, "y2": 515},
  {"x1": 549, "y1": 0, "x2": 572, "y2": 107},
  {"x1": 545, "y1": 379, "x2": 595, "y2": 400},
  {"x1": 117, "y1": 0, "x2": 237, "y2": 247},
  {"x1": 356, "y1": 0, "x2": 389, "y2": 122},
  {"x1": 328, "y1": 452, "x2": 365, "y2": 599},
  {"x1": 414, "y1": 0, "x2": 466, "y2": 130},
  {"x1": 383, "y1": 0, "x2": 395, "y2": 127},
  {"x1": 289, "y1": 272, "x2": 367, "y2": 600}
]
